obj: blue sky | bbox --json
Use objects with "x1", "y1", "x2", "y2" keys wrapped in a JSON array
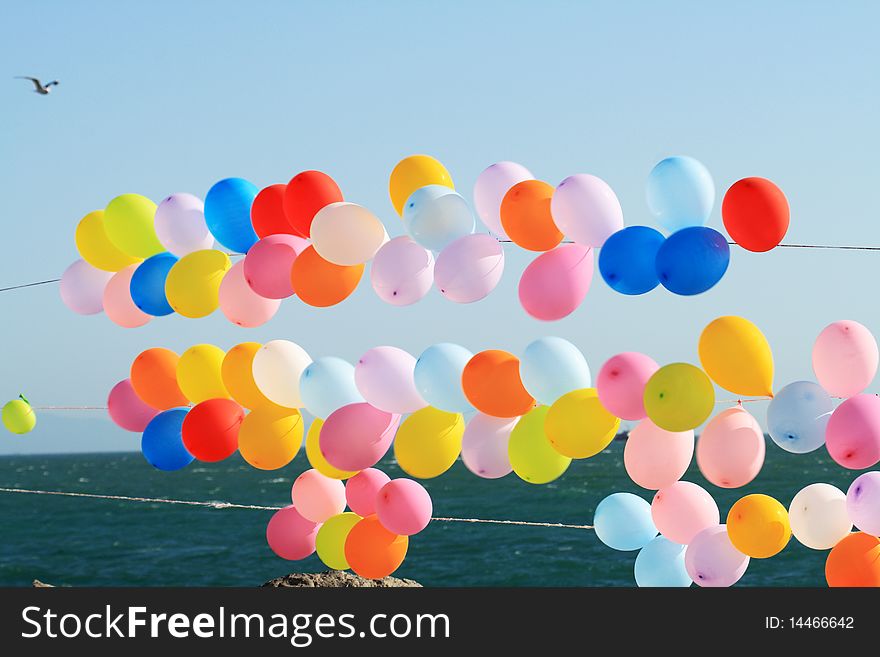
[{"x1": 1, "y1": 1, "x2": 878, "y2": 453}]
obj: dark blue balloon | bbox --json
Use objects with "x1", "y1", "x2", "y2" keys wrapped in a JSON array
[
  {"x1": 141, "y1": 408, "x2": 193, "y2": 471},
  {"x1": 655, "y1": 226, "x2": 730, "y2": 295},
  {"x1": 204, "y1": 177, "x2": 259, "y2": 253},
  {"x1": 599, "y1": 226, "x2": 665, "y2": 295},
  {"x1": 130, "y1": 252, "x2": 177, "y2": 316}
]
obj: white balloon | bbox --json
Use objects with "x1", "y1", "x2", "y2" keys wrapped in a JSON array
[
  {"x1": 154, "y1": 193, "x2": 214, "y2": 257},
  {"x1": 310, "y1": 202, "x2": 388, "y2": 266},
  {"x1": 550, "y1": 174, "x2": 624, "y2": 247},
  {"x1": 789, "y1": 483, "x2": 852, "y2": 550},
  {"x1": 252, "y1": 340, "x2": 313, "y2": 408},
  {"x1": 59, "y1": 259, "x2": 113, "y2": 315}
]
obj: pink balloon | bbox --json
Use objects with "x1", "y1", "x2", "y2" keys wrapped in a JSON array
[
  {"x1": 319, "y1": 402, "x2": 401, "y2": 471},
  {"x1": 60, "y1": 259, "x2": 113, "y2": 315},
  {"x1": 103, "y1": 264, "x2": 151, "y2": 328},
  {"x1": 218, "y1": 260, "x2": 281, "y2": 327},
  {"x1": 243, "y1": 234, "x2": 309, "y2": 299},
  {"x1": 624, "y1": 419, "x2": 694, "y2": 490},
  {"x1": 473, "y1": 161, "x2": 534, "y2": 239},
  {"x1": 107, "y1": 378, "x2": 159, "y2": 432},
  {"x1": 550, "y1": 174, "x2": 624, "y2": 247},
  {"x1": 355, "y1": 347, "x2": 427, "y2": 414},
  {"x1": 290, "y1": 469, "x2": 347, "y2": 523},
  {"x1": 518, "y1": 244, "x2": 593, "y2": 321},
  {"x1": 376, "y1": 478, "x2": 433, "y2": 536},
  {"x1": 434, "y1": 234, "x2": 504, "y2": 303},
  {"x1": 266, "y1": 505, "x2": 319, "y2": 560},
  {"x1": 597, "y1": 352, "x2": 659, "y2": 420},
  {"x1": 825, "y1": 394, "x2": 880, "y2": 469},
  {"x1": 846, "y1": 471, "x2": 880, "y2": 536},
  {"x1": 461, "y1": 413, "x2": 516, "y2": 479},
  {"x1": 370, "y1": 236, "x2": 434, "y2": 306},
  {"x1": 652, "y1": 481, "x2": 720, "y2": 544},
  {"x1": 696, "y1": 407, "x2": 765, "y2": 488},
  {"x1": 685, "y1": 525, "x2": 749, "y2": 588},
  {"x1": 812, "y1": 320, "x2": 878, "y2": 397},
  {"x1": 345, "y1": 468, "x2": 391, "y2": 517}
]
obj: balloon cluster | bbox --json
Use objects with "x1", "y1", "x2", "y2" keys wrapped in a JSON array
[{"x1": 2, "y1": 394, "x2": 35, "y2": 435}]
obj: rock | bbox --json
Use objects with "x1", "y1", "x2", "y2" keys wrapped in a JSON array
[
  {"x1": 262, "y1": 571, "x2": 421, "y2": 588},
  {"x1": 32, "y1": 580, "x2": 54, "y2": 587}
]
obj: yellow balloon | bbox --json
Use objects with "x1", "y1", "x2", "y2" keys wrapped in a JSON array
[
  {"x1": 221, "y1": 342, "x2": 278, "y2": 410},
  {"x1": 165, "y1": 249, "x2": 231, "y2": 318},
  {"x1": 544, "y1": 388, "x2": 620, "y2": 459},
  {"x1": 388, "y1": 154, "x2": 454, "y2": 215},
  {"x1": 643, "y1": 363, "x2": 715, "y2": 432},
  {"x1": 316, "y1": 512, "x2": 362, "y2": 570},
  {"x1": 305, "y1": 419, "x2": 358, "y2": 480},
  {"x1": 75, "y1": 210, "x2": 141, "y2": 272},
  {"x1": 394, "y1": 407, "x2": 464, "y2": 479},
  {"x1": 103, "y1": 194, "x2": 163, "y2": 258},
  {"x1": 238, "y1": 405, "x2": 303, "y2": 470},
  {"x1": 727, "y1": 494, "x2": 791, "y2": 558},
  {"x1": 176, "y1": 344, "x2": 230, "y2": 403},
  {"x1": 2, "y1": 399, "x2": 36, "y2": 434},
  {"x1": 508, "y1": 406, "x2": 571, "y2": 484},
  {"x1": 699, "y1": 316, "x2": 774, "y2": 396}
]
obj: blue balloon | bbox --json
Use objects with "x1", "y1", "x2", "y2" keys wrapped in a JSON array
[
  {"x1": 402, "y1": 185, "x2": 475, "y2": 252},
  {"x1": 767, "y1": 381, "x2": 833, "y2": 454},
  {"x1": 634, "y1": 536, "x2": 692, "y2": 587},
  {"x1": 204, "y1": 178, "x2": 259, "y2": 253},
  {"x1": 645, "y1": 155, "x2": 715, "y2": 233},
  {"x1": 129, "y1": 252, "x2": 177, "y2": 316},
  {"x1": 655, "y1": 226, "x2": 729, "y2": 295},
  {"x1": 414, "y1": 343, "x2": 474, "y2": 412},
  {"x1": 593, "y1": 492, "x2": 657, "y2": 551},
  {"x1": 299, "y1": 357, "x2": 364, "y2": 419},
  {"x1": 598, "y1": 226, "x2": 665, "y2": 295},
  {"x1": 519, "y1": 337, "x2": 591, "y2": 405},
  {"x1": 141, "y1": 408, "x2": 193, "y2": 471}
]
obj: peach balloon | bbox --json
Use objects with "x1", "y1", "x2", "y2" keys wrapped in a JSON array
[
  {"x1": 812, "y1": 320, "x2": 878, "y2": 397},
  {"x1": 218, "y1": 260, "x2": 281, "y2": 327},
  {"x1": 291, "y1": 469, "x2": 347, "y2": 523},
  {"x1": 103, "y1": 264, "x2": 151, "y2": 328},
  {"x1": 696, "y1": 406, "x2": 766, "y2": 488},
  {"x1": 624, "y1": 419, "x2": 694, "y2": 490},
  {"x1": 652, "y1": 481, "x2": 720, "y2": 544}
]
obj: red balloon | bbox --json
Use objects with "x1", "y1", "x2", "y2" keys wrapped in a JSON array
[
  {"x1": 181, "y1": 399, "x2": 244, "y2": 462},
  {"x1": 283, "y1": 170, "x2": 343, "y2": 238},
  {"x1": 721, "y1": 177, "x2": 789, "y2": 252},
  {"x1": 251, "y1": 184, "x2": 294, "y2": 238}
]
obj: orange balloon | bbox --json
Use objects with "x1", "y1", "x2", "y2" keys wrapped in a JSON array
[
  {"x1": 221, "y1": 342, "x2": 279, "y2": 410},
  {"x1": 344, "y1": 514, "x2": 409, "y2": 579},
  {"x1": 825, "y1": 532, "x2": 880, "y2": 587},
  {"x1": 130, "y1": 348, "x2": 189, "y2": 410},
  {"x1": 500, "y1": 180, "x2": 563, "y2": 251},
  {"x1": 290, "y1": 245, "x2": 363, "y2": 307},
  {"x1": 462, "y1": 350, "x2": 536, "y2": 418}
]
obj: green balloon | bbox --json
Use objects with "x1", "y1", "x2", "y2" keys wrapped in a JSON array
[
  {"x1": 2, "y1": 399, "x2": 36, "y2": 434},
  {"x1": 508, "y1": 405, "x2": 571, "y2": 484},
  {"x1": 316, "y1": 512, "x2": 362, "y2": 570},
  {"x1": 104, "y1": 193, "x2": 163, "y2": 259}
]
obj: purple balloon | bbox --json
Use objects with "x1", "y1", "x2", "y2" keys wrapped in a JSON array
[
  {"x1": 434, "y1": 234, "x2": 504, "y2": 303},
  {"x1": 60, "y1": 259, "x2": 113, "y2": 315},
  {"x1": 319, "y1": 403, "x2": 400, "y2": 472},
  {"x1": 472, "y1": 161, "x2": 534, "y2": 239},
  {"x1": 847, "y1": 471, "x2": 880, "y2": 536},
  {"x1": 685, "y1": 525, "x2": 749, "y2": 587},
  {"x1": 370, "y1": 236, "x2": 434, "y2": 306},
  {"x1": 461, "y1": 413, "x2": 516, "y2": 479},
  {"x1": 355, "y1": 346, "x2": 427, "y2": 414}
]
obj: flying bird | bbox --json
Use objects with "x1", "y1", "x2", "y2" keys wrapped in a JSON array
[{"x1": 15, "y1": 77, "x2": 59, "y2": 95}]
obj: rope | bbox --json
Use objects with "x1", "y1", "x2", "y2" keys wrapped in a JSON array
[{"x1": 0, "y1": 278, "x2": 60, "y2": 293}]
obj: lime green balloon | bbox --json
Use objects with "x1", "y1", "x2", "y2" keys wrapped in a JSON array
[
  {"x1": 2, "y1": 399, "x2": 36, "y2": 434},
  {"x1": 104, "y1": 194, "x2": 163, "y2": 258},
  {"x1": 643, "y1": 362, "x2": 715, "y2": 432},
  {"x1": 316, "y1": 512, "x2": 362, "y2": 570},
  {"x1": 508, "y1": 405, "x2": 571, "y2": 484}
]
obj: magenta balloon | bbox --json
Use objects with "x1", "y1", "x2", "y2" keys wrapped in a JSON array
[
  {"x1": 624, "y1": 419, "x2": 694, "y2": 490},
  {"x1": 218, "y1": 260, "x2": 281, "y2": 327},
  {"x1": 319, "y1": 402, "x2": 401, "y2": 471},
  {"x1": 345, "y1": 468, "x2": 391, "y2": 517},
  {"x1": 107, "y1": 378, "x2": 159, "y2": 432},
  {"x1": 652, "y1": 481, "x2": 720, "y2": 544},
  {"x1": 290, "y1": 469, "x2": 347, "y2": 523},
  {"x1": 826, "y1": 394, "x2": 880, "y2": 469},
  {"x1": 266, "y1": 505, "x2": 319, "y2": 560},
  {"x1": 518, "y1": 244, "x2": 593, "y2": 321},
  {"x1": 550, "y1": 174, "x2": 624, "y2": 247},
  {"x1": 376, "y1": 478, "x2": 433, "y2": 536},
  {"x1": 434, "y1": 234, "x2": 504, "y2": 303},
  {"x1": 812, "y1": 320, "x2": 878, "y2": 397},
  {"x1": 696, "y1": 407, "x2": 766, "y2": 488},
  {"x1": 472, "y1": 161, "x2": 534, "y2": 239},
  {"x1": 685, "y1": 525, "x2": 749, "y2": 588},
  {"x1": 597, "y1": 352, "x2": 659, "y2": 420},
  {"x1": 60, "y1": 259, "x2": 113, "y2": 315},
  {"x1": 355, "y1": 346, "x2": 427, "y2": 414},
  {"x1": 846, "y1": 471, "x2": 880, "y2": 536},
  {"x1": 370, "y1": 236, "x2": 434, "y2": 306},
  {"x1": 243, "y1": 234, "x2": 309, "y2": 299},
  {"x1": 461, "y1": 413, "x2": 517, "y2": 479},
  {"x1": 103, "y1": 264, "x2": 151, "y2": 328}
]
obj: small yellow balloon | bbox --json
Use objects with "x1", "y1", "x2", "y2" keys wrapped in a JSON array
[
  {"x1": 2, "y1": 399, "x2": 36, "y2": 435},
  {"x1": 508, "y1": 405, "x2": 571, "y2": 484},
  {"x1": 316, "y1": 512, "x2": 362, "y2": 570},
  {"x1": 388, "y1": 154, "x2": 454, "y2": 215},
  {"x1": 176, "y1": 344, "x2": 230, "y2": 404},
  {"x1": 643, "y1": 363, "x2": 715, "y2": 432},
  {"x1": 103, "y1": 194, "x2": 163, "y2": 259},
  {"x1": 165, "y1": 249, "x2": 231, "y2": 318},
  {"x1": 699, "y1": 316, "x2": 774, "y2": 396},
  {"x1": 75, "y1": 210, "x2": 141, "y2": 272},
  {"x1": 221, "y1": 342, "x2": 278, "y2": 410},
  {"x1": 238, "y1": 405, "x2": 303, "y2": 470},
  {"x1": 394, "y1": 407, "x2": 464, "y2": 479},
  {"x1": 727, "y1": 494, "x2": 791, "y2": 558},
  {"x1": 305, "y1": 419, "x2": 358, "y2": 480},
  {"x1": 545, "y1": 388, "x2": 621, "y2": 459}
]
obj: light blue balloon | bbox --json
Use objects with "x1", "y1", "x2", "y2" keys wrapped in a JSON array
[
  {"x1": 519, "y1": 337, "x2": 591, "y2": 405},
  {"x1": 634, "y1": 536, "x2": 692, "y2": 587},
  {"x1": 646, "y1": 156, "x2": 715, "y2": 234},
  {"x1": 299, "y1": 357, "x2": 364, "y2": 420},
  {"x1": 767, "y1": 381, "x2": 833, "y2": 454},
  {"x1": 204, "y1": 177, "x2": 259, "y2": 253},
  {"x1": 141, "y1": 408, "x2": 193, "y2": 472},
  {"x1": 593, "y1": 492, "x2": 657, "y2": 551},
  {"x1": 414, "y1": 343, "x2": 474, "y2": 413},
  {"x1": 402, "y1": 185, "x2": 475, "y2": 252}
]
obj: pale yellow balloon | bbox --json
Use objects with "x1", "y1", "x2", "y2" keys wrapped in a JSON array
[
  {"x1": 305, "y1": 418, "x2": 358, "y2": 480},
  {"x1": 176, "y1": 344, "x2": 230, "y2": 403},
  {"x1": 699, "y1": 316, "x2": 774, "y2": 396},
  {"x1": 388, "y1": 154, "x2": 454, "y2": 215},
  {"x1": 238, "y1": 405, "x2": 303, "y2": 470},
  {"x1": 165, "y1": 249, "x2": 231, "y2": 318},
  {"x1": 545, "y1": 388, "x2": 621, "y2": 458},
  {"x1": 75, "y1": 210, "x2": 141, "y2": 272},
  {"x1": 393, "y1": 407, "x2": 464, "y2": 479},
  {"x1": 103, "y1": 194, "x2": 163, "y2": 258}
]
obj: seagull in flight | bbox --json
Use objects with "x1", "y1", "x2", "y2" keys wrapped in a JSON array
[{"x1": 15, "y1": 77, "x2": 59, "y2": 95}]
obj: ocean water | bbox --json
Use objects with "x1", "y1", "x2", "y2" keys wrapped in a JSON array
[{"x1": 0, "y1": 440, "x2": 861, "y2": 587}]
